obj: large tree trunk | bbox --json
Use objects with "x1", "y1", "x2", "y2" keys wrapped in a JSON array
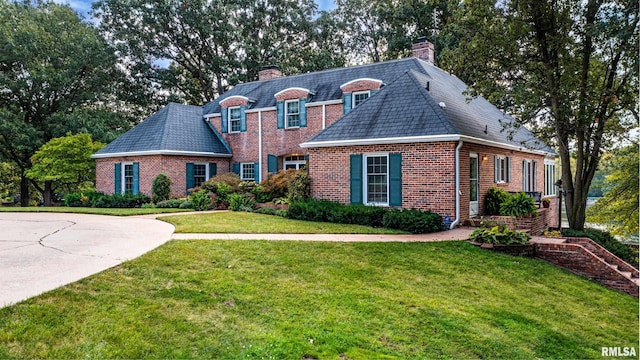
[
  {"x1": 19, "y1": 172, "x2": 29, "y2": 207},
  {"x1": 43, "y1": 180, "x2": 53, "y2": 207}
]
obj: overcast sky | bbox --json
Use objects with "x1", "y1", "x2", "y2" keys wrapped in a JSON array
[{"x1": 56, "y1": 0, "x2": 337, "y2": 20}]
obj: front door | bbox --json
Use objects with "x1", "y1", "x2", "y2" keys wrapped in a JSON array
[{"x1": 469, "y1": 154, "x2": 479, "y2": 217}]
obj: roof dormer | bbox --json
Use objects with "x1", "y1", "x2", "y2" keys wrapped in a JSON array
[{"x1": 340, "y1": 78, "x2": 383, "y2": 114}]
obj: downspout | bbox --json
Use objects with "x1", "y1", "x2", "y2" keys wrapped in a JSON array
[
  {"x1": 322, "y1": 104, "x2": 326, "y2": 129},
  {"x1": 450, "y1": 140, "x2": 463, "y2": 229},
  {"x1": 258, "y1": 111, "x2": 263, "y2": 183}
]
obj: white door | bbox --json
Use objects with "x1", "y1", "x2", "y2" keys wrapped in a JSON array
[{"x1": 469, "y1": 154, "x2": 479, "y2": 217}]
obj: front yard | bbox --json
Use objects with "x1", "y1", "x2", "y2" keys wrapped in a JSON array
[{"x1": 0, "y1": 240, "x2": 637, "y2": 359}]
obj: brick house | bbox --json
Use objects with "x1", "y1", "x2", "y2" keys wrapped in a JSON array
[{"x1": 93, "y1": 40, "x2": 558, "y2": 227}]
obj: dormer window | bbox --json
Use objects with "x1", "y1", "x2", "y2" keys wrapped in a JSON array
[
  {"x1": 285, "y1": 100, "x2": 300, "y2": 128},
  {"x1": 353, "y1": 91, "x2": 370, "y2": 107},
  {"x1": 228, "y1": 107, "x2": 241, "y2": 133}
]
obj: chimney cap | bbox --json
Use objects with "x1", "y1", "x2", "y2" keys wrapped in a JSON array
[
  {"x1": 261, "y1": 64, "x2": 280, "y2": 71},
  {"x1": 417, "y1": 36, "x2": 428, "y2": 43}
]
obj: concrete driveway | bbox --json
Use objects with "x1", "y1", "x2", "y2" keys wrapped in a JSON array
[{"x1": 0, "y1": 212, "x2": 175, "y2": 308}]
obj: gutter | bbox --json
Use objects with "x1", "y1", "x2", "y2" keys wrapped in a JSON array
[{"x1": 450, "y1": 140, "x2": 463, "y2": 230}]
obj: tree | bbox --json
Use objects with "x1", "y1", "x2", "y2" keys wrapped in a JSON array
[
  {"x1": 26, "y1": 133, "x2": 104, "y2": 204},
  {"x1": 440, "y1": 0, "x2": 638, "y2": 230},
  {"x1": 0, "y1": 1, "x2": 140, "y2": 206},
  {"x1": 586, "y1": 143, "x2": 639, "y2": 238}
]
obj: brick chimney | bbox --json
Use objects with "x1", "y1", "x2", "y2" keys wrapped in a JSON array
[
  {"x1": 412, "y1": 37, "x2": 435, "y2": 64},
  {"x1": 258, "y1": 65, "x2": 282, "y2": 81}
]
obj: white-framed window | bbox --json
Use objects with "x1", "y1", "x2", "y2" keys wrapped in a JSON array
[
  {"x1": 240, "y1": 162, "x2": 255, "y2": 181},
  {"x1": 494, "y1": 155, "x2": 510, "y2": 183},
  {"x1": 352, "y1": 91, "x2": 370, "y2": 107},
  {"x1": 123, "y1": 163, "x2": 134, "y2": 194},
  {"x1": 283, "y1": 155, "x2": 307, "y2": 170},
  {"x1": 364, "y1": 154, "x2": 389, "y2": 205},
  {"x1": 544, "y1": 160, "x2": 557, "y2": 196},
  {"x1": 285, "y1": 100, "x2": 300, "y2": 128},
  {"x1": 228, "y1": 107, "x2": 241, "y2": 133},
  {"x1": 522, "y1": 160, "x2": 536, "y2": 192},
  {"x1": 193, "y1": 163, "x2": 207, "y2": 187}
]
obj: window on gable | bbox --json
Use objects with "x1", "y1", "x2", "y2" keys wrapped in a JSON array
[
  {"x1": 353, "y1": 91, "x2": 370, "y2": 107},
  {"x1": 123, "y1": 163, "x2": 134, "y2": 193},
  {"x1": 193, "y1": 164, "x2": 207, "y2": 187},
  {"x1": 229, "y1": 107, "x2": 241, "y2": 133},
  {"x1": 494, "y1": 155, "x2": 511, "y2": 183},
  {"x1": 544, "y1": 160, "x2": 557, "y2": 196},
  {"x1": 285, "y1": 100, "x2": 300, "y2": 128},
  {"x1": 241, "y1": 162, "x2": 255, "y2": 181},
  {"x1": 365, "y1": 154, "x2": 389, "y2": 205}
]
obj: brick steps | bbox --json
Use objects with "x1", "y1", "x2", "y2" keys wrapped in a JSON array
[{"x1": 533, "y1": 237, "x2": 639, "y2": 297}]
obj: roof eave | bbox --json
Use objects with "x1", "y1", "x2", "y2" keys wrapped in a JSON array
[
  {"x1": 91, "y1": 150, "x2": 233, "y2": 159},
  {"x1": 301, "y1": 134, "x2": 555, "y2": 156}
]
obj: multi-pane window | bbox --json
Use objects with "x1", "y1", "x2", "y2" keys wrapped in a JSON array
[
  {"x1": 193, "y1": 164, "x2": 207, "y2": 187},
  {"x1": 123, "y1": 163, "x2": 134, "y2": 193},
  {"x1": 285, "y1": 100, "x2": 300, "y2": 128},
  {"x1": 229, "y1": 107, "x2": 241, "y2": 133},
  {"x1": 241, "y1": 163, "x2": 255, "y2": 181},
  {"x1": 545, "y1": 161, "x2": 557, "y2": 196},
  {"x1": 353, "y1": 91, "x2": 370, "y2": 107},
  {"x1": 494, "y1": 156, "x2": 510, "y2": 183},
  {"x1": 366, "y1": 155, "x2": 388, "y2": 205},
  {"x1": 523, "y1": 160, "x2": 536, "y2": 192},
  {"x1": 284, "y1": 155, "x2": 307, "y2": 170}
]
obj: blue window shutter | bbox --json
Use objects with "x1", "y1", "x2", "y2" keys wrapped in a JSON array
[
  {"x1": 533, "y1": 161, "x2": 537, "y2": 192},
  {"x1": 494, "y1": 156, "x2": 498, "y2": 183},
  {"x1": 350, "y1": 154, "x2": 363, "y2": 204},
  {"x1": 221, "y1": 108, "x2": 228, "y2": 133},
  {"x1": 343, "y1": 94, "x2": 352, "y2": 114},
  {"x1": 186, "y1": 163, "x2": 194, "y2": 194},
  {"x1": 506, "y1": 157, "x2": 512, "y2": 182},
  {"x1": 370, "y1": 90, "x2": 378, "y2": 96},
  {"x1": 254, "y1": 162, "x2": 260, "y2": 182},
  {"x1": 209, "y1": 163, "x2": 217, "y2": 178},
  {"x1": 389, "y1": 153, "x2": 402, "y2": 206},
  {"x1": 132, "y1": 162, "x2": 140, "y2": 195},
  {"x1": 276, "y1": 101, "x2": 284, "y2": 129},
  {"x1": 114, "y1": 163, "x2": 121, "y2": 194},
  {"x1": 240, "y1": 106, "x2": 247, "y2": 132},
  {"x1": 232, "y1": 162, "x2": 240, "y2": 175},
  {"x1": 299, "y1": 99, "x2": 307, "y2": 127},
  {"x1": 268, "y1": 154, "x2": 278, "y2": 173}
]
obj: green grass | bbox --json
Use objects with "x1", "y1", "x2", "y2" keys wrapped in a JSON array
[
  {"x1": 160, "y1": 211, "x2": 407, "y2": 234},
  {"x1": 0, "y1": 241, "x2": 637, "y2": 359},
  {"x1": 0, "y1": 206, "x2": 188, "y2": 216}
]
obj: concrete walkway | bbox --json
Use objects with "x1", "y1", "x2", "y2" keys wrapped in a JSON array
[{"x1": 0, "y1": 212, "x2": 175, "y2": 308}]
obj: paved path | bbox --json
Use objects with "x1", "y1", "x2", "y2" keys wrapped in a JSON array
[{"x1": 0, "y1": 212, "x2": 175, "y2": 308}]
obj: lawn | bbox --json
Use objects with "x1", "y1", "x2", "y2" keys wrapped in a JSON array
[
  {"x1": 0, "y1": 241, "x2": 637, "y2": 359},
  {"x1": 0, "y1": 206, "x2": 187, "y2": 216},
  {"x1": 160, "y1": 211, "x2": 407, "y2": 234}
]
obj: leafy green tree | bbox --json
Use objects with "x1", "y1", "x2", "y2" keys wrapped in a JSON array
[
  {"x1": 0, "y1": 161, "x2": 19, "y2": 202},
  {"x1": 26, "y1": 134, "x2": 104, "y2": 205},
  {"x1": 440, "y1": 0, "x2": 638, "y2": 230},
  {"x1": 586, "y1": 143, "x2": 639, "y2": 238},
  {"x1": 152, "y1": 173, "x2": 172, "y2": 203},
  {"x1": 0, "y1": 1, "x2": 138, "y2": 206}
]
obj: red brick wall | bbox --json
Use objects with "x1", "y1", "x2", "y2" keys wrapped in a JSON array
[
  {"x1": 307, "y1": 142, "x2": 457, "y2": 216},
  {"x1": 95, "y1": 155, "x2": 230, "y2": 198}
]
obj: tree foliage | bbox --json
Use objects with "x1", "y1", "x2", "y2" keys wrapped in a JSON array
[
  {"x1": 440, "y1": 0, "x2": 638, "y2": 230},
  {"x1": 0, "y1": 1, "x2": 144, "y2": 206},
  {"x1": 26, "y1": 133, "x2": 104, "y2": 198},
  {"x1": 586, "y1": 143, "x2": 639, "y2": 238}
]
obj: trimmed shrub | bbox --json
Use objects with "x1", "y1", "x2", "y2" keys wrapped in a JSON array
[
  {"x1": 228, "y1": 193, "x2": 256, "y2": 212},
  {"x1": 287, "y1": 171, "x2": 311, "y2": 203},
  {"x1": 65, "y1": 191, "x2": 150, "y2": 208},
  {"x1": 500, "y1": 192, "x2": 536, "y2": 218},
  {"x1": 179, "y1": 200, "x2": 192, "y2": 209},
  {"x1": 328, "y1": 204, "x2": 387, "y2": 227},
  {"x1": 259, "y1": 169, "x2": 303, "y2": 202},
  {"x1": 485, "y1": 187, "x2": 510, "y2": 215},
  {"x1": 469, "y1": 225, "x2": 531, "y2": 245},
  {"x1": 152, "y1": 173, "x2": 171, "y2": 203},
  {"x1": 382, "y1": 208, "x2": 442, "y2": 234},
  {"x1": 287, "y1": 199, "x2": 341, "y2": 223},
  {"x1": 189, "y1": 190, "x2": 212, "y2": 211},
  {"x1": 64, "y1": 193, "x2": 83, "y2": 207},
  {"x1": 156, "y1": 198, "x2": 190, "y2": 209},
  {"x1": 201, "y1": 173, "x2": 242, "y2": 193},
  {"x1": 562, "y1": 228, "x2": 638, "y2": 266}
]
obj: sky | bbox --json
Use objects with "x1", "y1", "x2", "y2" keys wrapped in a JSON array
[{"x1": 56, "y1": 0, "x2": 337, "y2": 20}]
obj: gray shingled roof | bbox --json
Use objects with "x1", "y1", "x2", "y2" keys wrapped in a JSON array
[
  {"x1": 93, "y1": 103, "x2": 231, "y2": 157},
  {"x1": 302, "y1": 59, "x2": 552, "y2": 153}
]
